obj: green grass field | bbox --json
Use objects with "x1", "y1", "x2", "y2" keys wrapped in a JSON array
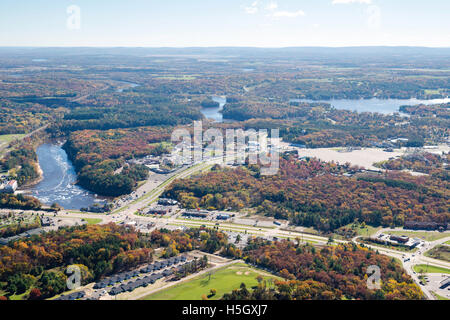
[
  {"x1": 350, "y1": 225, "x2": 382, "y2": 237},
  {"x1": 0, "y1": 134, "x2": 26, "y2": 144},
  {"x1": 331, "y1": 223, "x2": 381, "y2": 240},
  {"x1": 413, "y1": 264, "x2": 450, "y2": 274},
  {"x1": 432, "y1": 292, "x2": 449, "y2": 300},
  {"x1": 0, "y1": 287, "x2": 31, "y2": 300},
  {"x1": 83, "y1": 218, "x2": 102, "y2": 225},
  {"x1": 387, "y1": 230, "x2": 450, "y2": 242},
  {"x1": 424, "y1": 245, "x2": 450, "y2": 263},
  {"x1": 142, "y1": 263, "x2": 280, "y2": 300}
]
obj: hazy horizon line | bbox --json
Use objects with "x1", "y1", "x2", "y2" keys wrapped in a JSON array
[{"x1": 0, "y1": 45, "x2": 449, "y2": 49}]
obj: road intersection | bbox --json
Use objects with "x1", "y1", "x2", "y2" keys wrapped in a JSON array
[{"x1": 5, "y1": 153, "x2": 450, "y2": 300}]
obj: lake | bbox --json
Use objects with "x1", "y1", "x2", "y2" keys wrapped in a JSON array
[
  {"x1": 200, "y1": 96, "x2": 227, "y2": 122},
  {"x1": 290, "y1": 97, "x2": 450, "y2": 114},
  {"x1": 28, "y1": 144, "x2": 104, "y2": 210},
  {"x1": 201, "y1": 96, "x2": 450, "y2": 122},
  {"x1": 116, "y1": 81, "x2": 140, "y2": 93}
]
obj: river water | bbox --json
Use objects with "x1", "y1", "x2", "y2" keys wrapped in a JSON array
[
  {"x1": 200, "y1": 96, "x2": 227, "y2": 122},
  {"x1": 116, "y1": 81, "x2": 140, "y2": 93},
  {"x1": 290, "y1": 97, "x2": 450, "y2": 114},
  {"x1": 28, "y1": 144, "x2": 104, "y2": 210},
  {"x1": 28, "y1": 94, "x2": 448, "y2": 209},
  {"x1": 202, "y1": 96, "x2": 450, "y2": 121}
]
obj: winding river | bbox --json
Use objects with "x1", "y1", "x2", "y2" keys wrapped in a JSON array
[
  {"x1": 27, "y1": 94, "x2": 448, "y2": 209},
  {"x1": 200, "y1": 96, "x2": 227, "y2": 122},
  {"x1": 28, "y1": 144, "x2": 104, "y2": 210}
]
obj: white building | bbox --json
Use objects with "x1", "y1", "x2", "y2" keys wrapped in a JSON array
[{"x1": 0, "y1": 180, "x2": 18, "y2": 194}]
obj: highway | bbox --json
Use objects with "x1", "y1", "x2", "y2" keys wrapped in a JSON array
[
  {"x1": 352, "y1": 233, "x2": 450, "y2": 300},
  {"x1": 6, "y1": 151, "x2": 450, "y2": 300}
]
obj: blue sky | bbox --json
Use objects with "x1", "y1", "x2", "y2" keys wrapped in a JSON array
[{"x1": 1, "y1": 0, "x2": 449, "y2": 47}]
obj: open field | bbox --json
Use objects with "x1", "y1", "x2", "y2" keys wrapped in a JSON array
[
  {"x1": 83, "y1": 218, "x2": 103, "y2": 225},
  {"x1": 387, "y1": 230, "x2": 450, "y2": 242},
  {"x1": 413, "y1": 264, "x2": 450, "y2": 274},
  {"x1": 353, "y1": 225, "x2": 383, "y2": 237},
  {"x1": 432, "y1": 292, "x2": 449, "y2": 300},
  {"x1": 142, "y1": 263, "x2": 279, "y2": 300},
  {"x1": 296, "y1": 147, "x2": 404, "y2": 171},
  {"x1": 0, "y1": 134, "x2": 26, "y2": 144},
  {"x1": 424, "y1": 245, "x2": 450, "y2": 263},
  {"x1": 333, "y1": 223, "x2": 382, "y2": 240}
]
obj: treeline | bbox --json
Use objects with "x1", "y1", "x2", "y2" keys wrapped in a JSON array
[
  {"x1": 222, "y1": 240, "x2": 423, "y2": 300},
  {"x1": 165, "y1": 156, "x2": 449, "y2": 231},
  {"x1": 8, "y1": 96, "x2": 78, "y2": 109},
  {"x1": 0, "y1": 224, "x2": 153, "y2": 299},
  {"x1": 222, "y1": 100, "x2": 325, "y2": 121},
  {"x1": 51, "y1": 104, "x2": 202, "y2": 134},
  {"x1": 0, "y1": 143, "x2": 41, "y2": 186},
  {"x1": 200, "y1": 98, "x2": 220, "y2": 108},
  {"x1": 0, "y1": 224, "x2": 229, "y2": 300},
  {"x1": 63, "y1": 127, "x2": 171, "y2": 196},
  {"x1": 249, "y1": 75, "x2": 450, "y2": 101},
  {"x1": 399, "y1": 103, "x2": 450, "y2": 118},
  {"x1": 0, "y1": 193, "x2": 42, "y2": 210},
  {"x1": 0, "y1": 99, "x2": 58, "y2": 135},
  {"x1": 279, "y1": 106, "x2": 444, "y2": 148},
  {"x1": 0, "y1": 219, "x2": 41, "y2": 238},
  {"x1": 218, "y1": 97, "x2": 449, "y2": 148},
  {"x1": 150, "y1": 227, "x2": 229, "y2": 257},
  {"x1": 77, "y1": 160, "x2": 149, "y2": 196},
  {"x1": 174, "y1": 256, "x2": 209, "y2": 281},
  {"x1": 220, "y1": 94, "x2": 331, "y2": 121},
  {"x1": 375, "y1": 152, "x2": 449, "y2": 175}
]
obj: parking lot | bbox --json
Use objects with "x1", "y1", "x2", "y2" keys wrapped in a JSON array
[{"x1": 422, "y1": 274, "x2": 450, "y2": 299}]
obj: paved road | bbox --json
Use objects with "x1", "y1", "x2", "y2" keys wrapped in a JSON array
[
  {"x1": 6, "y1": 148, "x2": 450, "y2": 300},
  {"x1": 352, "y1": 232, "x2": 450, "y2": 300}
]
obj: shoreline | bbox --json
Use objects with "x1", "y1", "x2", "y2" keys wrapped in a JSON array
[
  {"x1": 18, "y1": 160, "x2": 44, "y2": 194},
  {"x1": 20, "y1": 139, "x2": 66, "y2": 191}
]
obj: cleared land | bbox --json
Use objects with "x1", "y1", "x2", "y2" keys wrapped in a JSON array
[
  {"x1": 387, "y1": 230, "x2": 450, "y2": 242},
  {"x1": 0, "y1": 134, "x2": 26, "y2": 144},
  {"x1": 432, "y1": 292, "x2": 449, "y2": 300},
  {"x1": 142, "y1": 263, "x2": 279, "y2": 300},
  {"x1": 355, "y1": 225, "x2": 383, "y2": 237},
  {"x1": 413, "y1": 264, "x2": 450, "y2": 274},
  {"x1": 334, "y1": 223, "x2": 382, "y2": 239},
  {"x1": 424, "y1": 245, "x2": 450, "y2": 263},
  {"x1": 83, "y1": 218, "x2": 103, "y2": 225},
  {"x1": 296, "y1": 147, "x2": 403, "y2": 171}
]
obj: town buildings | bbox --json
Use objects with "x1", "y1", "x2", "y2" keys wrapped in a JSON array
[{"x1": 0, "y1": 179, "x2": 18, "y2": 194}]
